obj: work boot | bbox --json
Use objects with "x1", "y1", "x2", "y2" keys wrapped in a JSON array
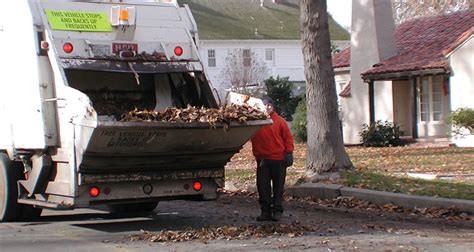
[
  {"x1": 256, "y1": 212, "x2": 272, "y2": 221},
  {"x1": 272, "y1": 211, "x2": 282, "y2": 221}
]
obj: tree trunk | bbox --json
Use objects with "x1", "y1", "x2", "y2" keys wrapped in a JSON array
[{"x1": 300, "y1": 0, "x2": 353, "y2": 176}]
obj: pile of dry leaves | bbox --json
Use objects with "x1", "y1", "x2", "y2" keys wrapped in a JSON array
[
  {"x1": 298, "y1": 196, "x2": 472, "y2": 221},
  {"x1": 129, "y1": 222, "x2": 314, "y2": 243},
  {"x1": 121, "y1": 104, "x2": 269, "y2": 125}
]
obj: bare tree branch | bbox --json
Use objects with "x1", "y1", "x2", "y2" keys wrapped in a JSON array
[
  {"x1": 220, "y1": 49, "x2": 268, "y2": 92},
  {"x1": 392, "y1": 0, "x2": 473, "y2": 24}
]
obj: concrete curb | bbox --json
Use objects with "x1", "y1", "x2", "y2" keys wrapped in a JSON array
[{"x1": 286, "y1": 183, "x2": 474, "y2": 214}]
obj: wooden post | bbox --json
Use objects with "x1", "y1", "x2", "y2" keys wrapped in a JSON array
[
  {"x1": 369, "y1": 80, "x2": 375, "y2": 124},
  {"x1": 411, "y1": 76, "x2": 418, "y2": 138}
]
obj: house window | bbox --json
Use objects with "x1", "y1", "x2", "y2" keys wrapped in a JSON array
[
  {"x1": 265, "y1": 49, "x2": 274, "y2": 66},
  {"x1": 265, "y1": 49, "x2": 274, "y2": 60},
  {"x1": 243, "y1": 49, "x2": 251, "y2": 67},
  {"x1": 338, "y1": 81, "x2": 346, "y2": 93},
  {"x1": 419, "y1": 76, "x2": 444, "y2": 122},
  {"x1": 207, "y1": 49, "x2": 216, "y2": 67}
]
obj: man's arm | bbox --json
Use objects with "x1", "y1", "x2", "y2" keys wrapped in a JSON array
[{"x1": 279, "y1": 117, "x2": 294, "y2": 153}]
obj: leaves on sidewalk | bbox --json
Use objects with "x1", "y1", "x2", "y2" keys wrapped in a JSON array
[
  {"x1": 293, "y1": 196, "x2": 472, "y2": 221},
  {"x1": 129, "y1": 222, "x2": 315, "y2": 243}
]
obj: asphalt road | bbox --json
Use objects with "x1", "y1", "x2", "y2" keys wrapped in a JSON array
[{"x1": 1, "y1": 192, "x2": 473, "y2": 251}]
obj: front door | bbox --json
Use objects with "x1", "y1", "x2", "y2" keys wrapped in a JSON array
[
  {"x1": 416, "y1": 75, "x2": 450, "y2": 138},
  {"x1": 393, "y1": 80, "x2": 413, "y2": 137}
]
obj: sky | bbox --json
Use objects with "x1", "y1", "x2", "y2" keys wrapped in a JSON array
[{"x1": 327, "y1": 0, "x2": 352, "y2": 29}]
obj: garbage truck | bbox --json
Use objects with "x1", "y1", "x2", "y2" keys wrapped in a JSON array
[{"x1": 0, "y1": 0, "x2": 270, "y2": 222}]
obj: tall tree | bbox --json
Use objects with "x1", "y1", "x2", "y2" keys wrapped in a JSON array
[
  {"x1": 300, "y1": 0, "x2": 353, "y2": 177},
  {"x1": 392, "y1": 0, "x2": 473, "y2": 24}
]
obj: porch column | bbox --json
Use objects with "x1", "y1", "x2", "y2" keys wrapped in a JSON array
[
  {"x1": 410, "y1": 76, "x2": 418, "y2": 138},
  {"x1": 369, "y1": 80, "x2": 375, "y2": 124}
]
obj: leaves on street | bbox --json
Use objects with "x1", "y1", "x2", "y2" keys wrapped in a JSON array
[{"x1": 129, "y1": 222, "x2": 315, "y2": 243}]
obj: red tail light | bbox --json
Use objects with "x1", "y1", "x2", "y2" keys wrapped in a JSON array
[
  {"x1": 192, "y1": 181, "x2": 202, "y2": 191},
  {"x1": 40, "y1": 41, "x2": 49, "y2": 50},
  {"x1": 63, "y1": 42, "x2": 74, "y2": 53},
  {"x1": 89, "y1": 186, "x2": 100, "y2": 198},
  {"x1": 174, "y1": 46, "x2": 183, "y2": 56}
]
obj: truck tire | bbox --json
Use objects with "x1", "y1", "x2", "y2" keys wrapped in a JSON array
[
  {"x1": 0, "y1": 153, "x2": 43, "y2": 222},
  {"x1": 107, "y1": 201, "x2": 158, "y2": 214},
  {"x1": 0, "y1": 153, "x2": 22, "y2": 222},
  {"x1": 19, "y1": 203, "x2": 43, "y2": 221}
]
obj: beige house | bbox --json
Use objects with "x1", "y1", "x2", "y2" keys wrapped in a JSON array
[{"x1": 333, "y1": 1, "x2": 473, "y2": 147}]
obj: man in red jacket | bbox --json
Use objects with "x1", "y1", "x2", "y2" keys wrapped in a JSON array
[{"x1": 251, "y1": 97, "x2": 294, "y2": 221}]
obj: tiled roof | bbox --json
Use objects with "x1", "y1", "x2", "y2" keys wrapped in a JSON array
[
  {"x1": 332, "y1": 47, "x2": 350, "y2": 68},
  {"x1": 338, "y1": 81, "x2": 351, "y2": 97},
  {"x1": 331, "y1": 10, "x2": 474, "y2": 79}
]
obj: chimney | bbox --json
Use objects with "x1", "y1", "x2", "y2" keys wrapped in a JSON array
[{"x1": 342, "y1": 0, "x2": 397, "y2": 144}]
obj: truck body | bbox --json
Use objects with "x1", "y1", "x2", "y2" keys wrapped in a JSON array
[{"x1": 0, "y1": 0, "x2": 269, "y2": 221}]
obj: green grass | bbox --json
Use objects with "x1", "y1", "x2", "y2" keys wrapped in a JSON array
[
  {"x1": 226, "y1": 144, "x2": 474, "y2": 200},
  {"x1": 179, "y1": 0, "x2": 350, "y2": 40},
  {"x1": 342, "y1": 170, "x2": 474, "y2": 201},
  {"x1": 226, "y1": 169, "x2": 255, "y2": 183},
  {"x1": 347, "y1": 147, "x2": 474, "y2": 174},
  {"x1": 226, "y1": 168, "x2": 302, "y2": 185}
]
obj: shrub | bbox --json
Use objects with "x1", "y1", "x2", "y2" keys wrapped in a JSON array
[
  {"x1": 447, "y1": 107, "x2": 474, "y2": 135},
  {"x1": 360, "y1": 120, "x2": 403, "y2": 147},
  {"x1": 264, "y1": 76, "x2": 301, "y2": 121},
  {"x1": 292, "y1": 97, "x2": 307, "y2": 143}
]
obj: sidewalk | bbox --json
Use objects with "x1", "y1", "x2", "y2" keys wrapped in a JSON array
[{"x1": 286, "y1": 183, "x2": 474, "y2": 214}]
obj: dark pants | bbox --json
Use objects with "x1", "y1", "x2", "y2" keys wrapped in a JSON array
[{"x1": 256, "y1": 159, "x2": 287, "y2": 215}]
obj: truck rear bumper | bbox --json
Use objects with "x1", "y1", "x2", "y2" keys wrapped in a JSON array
[{"x1": 74, "y1": 178, "x2": 219, "y2": 208}]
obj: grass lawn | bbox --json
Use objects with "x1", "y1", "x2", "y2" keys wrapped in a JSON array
[{"x1": 225, "y1": 143, "x2": 474, "y2": 200}]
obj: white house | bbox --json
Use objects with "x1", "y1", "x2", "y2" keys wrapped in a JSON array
[
  {"x1": 332, "y1": 0, "x2": 473, "y2": 146},
  {"x1": 199, "y1": 40, "x2": 308, "y2": 99},
  {"x1": 180, "y1": 0, "x2": 350, "y2": 101}
]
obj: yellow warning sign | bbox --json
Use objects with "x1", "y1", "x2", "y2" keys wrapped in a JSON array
[{"x1": 45, "y1": 10, "x2": 112, "y2": 32}]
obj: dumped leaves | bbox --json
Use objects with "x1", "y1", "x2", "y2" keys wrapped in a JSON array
[
  {"x1": 121, "y1": 104, "x2": 269, "y2": 126},
  {"x1": 294, "y1": 196, "x2": 472, "y2": 221},
  {"x1": 129, "y1": 222, "x2": 315, "y2": 243}
]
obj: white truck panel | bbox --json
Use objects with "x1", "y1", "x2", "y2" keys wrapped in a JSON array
[
  {"x1": 0, "y1": 0, "x2": 271, "y2": 216},
  {"x1": 0, "y1": 1, "x2": 47, "y2": 150}
]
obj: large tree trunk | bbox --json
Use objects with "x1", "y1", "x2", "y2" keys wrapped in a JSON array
[{"x1": 301, "y1": 0, "x2": 353, "y2": 176}]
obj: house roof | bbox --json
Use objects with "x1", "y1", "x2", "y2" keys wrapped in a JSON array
[
  {"x1": 339, "y1": 81, "x2": 351, "y2": 97},
  {"x1": 178, "y1": 0, "x2": 350, "y2": 40},
  {"x1": 331, "y1": 10, "x2": 474, "y2": 80},
  {"x1": 332, "y1": 47, "x2": 350, "y2": 68}
]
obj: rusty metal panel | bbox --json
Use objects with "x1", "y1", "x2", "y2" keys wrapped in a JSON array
[
  {"x1": 80, "y1": 167, "x2": 224, "y2": 184},
  {"x1": 76, "y1": 120, "x2": 270, "y2": 180},
  {"x1": 60, "y1": 59, "x2": 201, "y2": 73}
]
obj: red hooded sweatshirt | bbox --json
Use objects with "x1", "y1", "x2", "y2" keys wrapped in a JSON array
[{"x1": 251, "y1": 111, "x2": 294, "y2": 160}]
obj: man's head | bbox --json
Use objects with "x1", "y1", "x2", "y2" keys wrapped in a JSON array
[{"x1": 262, "y1": 97, "x2": 274, "y2": 114}]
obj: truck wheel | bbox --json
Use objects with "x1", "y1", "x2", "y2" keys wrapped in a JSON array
[
  {"x1": 19, "y1": 204, "x2": 43, "y2": 221},
  {"x1": 0, "y1": 153, "x2": 21, "y2": 222},
  {"x1": 107, "y1": 201, "x2": 158, "y2": 214}
]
